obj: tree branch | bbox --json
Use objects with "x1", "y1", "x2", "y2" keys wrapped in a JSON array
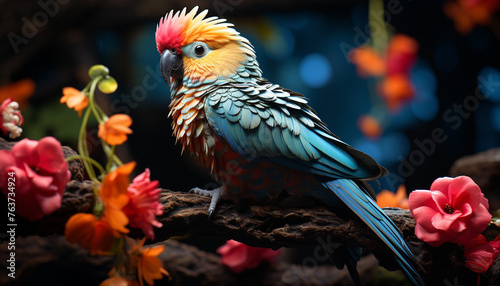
[
  {"x1": 144, "y1": 189, "x2": 497, "y2": 284},
  {"x1": 0, "y1": 234, "x2": 381, "y2": 286},
  {"x1": 2, "y1": 137, "x2": 499, "y2": 285}
]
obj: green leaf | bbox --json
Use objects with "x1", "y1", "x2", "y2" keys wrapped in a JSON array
[
  {"x1": 98, "y1": 76, "x2": 118, "y2": 94},
  {"x1": 88, "y1": 65, "x2": 109, "y2": 79}
]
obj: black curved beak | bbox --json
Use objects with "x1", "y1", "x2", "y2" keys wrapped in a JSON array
[{"x1": 160, "y1": 49, "x2": 184, "y2": 86}]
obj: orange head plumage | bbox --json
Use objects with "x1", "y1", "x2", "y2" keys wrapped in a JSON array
[{"x1": 155, "y1": 7, "x2": 258, "y2": 86}]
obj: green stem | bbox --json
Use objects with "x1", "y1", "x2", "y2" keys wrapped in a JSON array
[
  {"x1": 81, "y1": 81, "x2": 93, "y2": 94},
  {"x1": 369, "y1": 0, "x2": 389, "y2": 54},
  {"x1": 105, "y1": 144, "x2": 116, "y2": 172},
  {"x1": 88, "y1": 77, "x2": 105, "y2": 124},
  {"x1": 113, "y1": 236, "x2": 126, "y2": 276},
  {"x1": 92, "y1": 184, "x2": 102, "y2": 215},
  {"x1": 113, "y1": 155, "x2": 124, "y2": 167},
  {"x1": 78, "y1": 107, "x2": 98, "y2": 182},
  {"x1": 102, "y1": 142, "x2": 124, "y2": 169}
]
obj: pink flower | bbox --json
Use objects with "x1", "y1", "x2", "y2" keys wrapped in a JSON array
[
  {"x1": 216, "y1": 240, "x2": 280, "y2": 273},
  {"x1": 0, "y1": 137, "x2": 71, "y2": 221},
  {"x1": 409, "y1": 176, "x2": 491, "y2": 247},
  {"x1": 122, "y1": 169, "x2": 163, "y2": 239},
  {"x1": 464, "y1": 234, "x2": 500, "y2": 273}
]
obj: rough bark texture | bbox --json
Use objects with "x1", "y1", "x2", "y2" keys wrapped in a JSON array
[
  {"x1": 450, "y1": 148, "x2": 500, "y2": 212},
  {"x1": 0, "y1": 235, "x2": 380, "y2": 286},
  {"x1": 1, "y1": 137, "x2": 500, "y2": 285}
]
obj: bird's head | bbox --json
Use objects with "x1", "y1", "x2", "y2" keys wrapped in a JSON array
[{"x1": 155, "y1": 7, "x2": 258, "y2": 88}]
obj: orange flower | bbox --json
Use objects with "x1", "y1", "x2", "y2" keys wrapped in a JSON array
[
  {"x1": 61, "y1": 87, "x2": 89, "y2": 116},
  {"x1": 129, "y1": 238, "x2": 169, "y2": 286},
  {"x1": 357, "y1": 115, "x2": 382, "y2": 139},
  {"x1": 378, "y1": 74, "x2": 414, "y2": 111},
  {"x1": 444, "y1": 0, "x2": 500, "y2": 34},
  {"x1": 349, "y1": 46, "x2": 386, "y2": 77},
  {"x1": 100, "y1": 276, "x2": 139, "y2": 286},
  {"x1": 98, "y1": 114, "x2": 133, "y2": 145},
  {"x1": 0, "y1": 79, "x2": 35, "y2": 108},
  {"x1": 100, "y1": 162, "x2": 136, "y2": 233},
  {"x1": 65, "y1": 213, "x2": 117, "y2": 255},
  {"x1": 376, "y1": 185, "x2": 409, "y2": 209},
  {"x1": 350, "y1": 34, "x2": 418, "y2": 112}
]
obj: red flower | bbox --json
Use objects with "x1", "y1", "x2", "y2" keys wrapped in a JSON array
[
  {"x1": 386, "y1": 34, "x2": 419, "y2": 76},
  {"x1": 464, "y1": 234, "x2": 500, "y2": 273},
  {"x1": 0, "y1": 137, "x2": 71, "y2": 221},
  {"x1": 409, "y1": 176, "x2": 491, "y2": 247},
  {"x1": 380, "y1": 35, "x2": 418, "y2": 111},
  {"x1": 122, "y1": 169, "x2": 163, "y2": 240},
  {"x1": 0, "y1": 98, "x2": 24, "y2": 139},
  {"x1": 216, "y1": 240, "x2": 280, "y2": 273}
]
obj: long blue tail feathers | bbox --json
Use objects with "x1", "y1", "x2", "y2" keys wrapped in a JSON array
[{"x1": 320, "y1": 179, "x2": 425, "y2": 286}]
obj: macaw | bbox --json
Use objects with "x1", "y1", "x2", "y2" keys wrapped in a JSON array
[{"x1": 155, "y1": 7, "x2": 424, "y2": 285}]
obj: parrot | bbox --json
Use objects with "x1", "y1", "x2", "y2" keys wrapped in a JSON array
[{"x1": 155, "y1": 7, "x2": 424, "y2": 285}]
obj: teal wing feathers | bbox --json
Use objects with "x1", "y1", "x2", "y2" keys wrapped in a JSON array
[
  {"x1": 323, "y1": 179, "x2": 424, "y2": 286},
  {"x1": 204, "y1": 80, "x2": 386, "y2": 181}
]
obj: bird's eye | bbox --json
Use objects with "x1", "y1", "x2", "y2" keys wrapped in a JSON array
[
  {"x1": 170, "y1": 48, "x2": 177, "y2": 54},
  {"x1": 194, "y1": 45, "x2": 205, "y2": 56}
]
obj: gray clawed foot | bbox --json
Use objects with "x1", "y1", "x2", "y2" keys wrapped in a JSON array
[{"x1": 190, "y1": 186, "x2": 224, "y2": 219}]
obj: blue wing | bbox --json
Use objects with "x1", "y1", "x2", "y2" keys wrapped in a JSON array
[
  {"x1": 323, "y1": 179, "x2": 424, "y2": 285},
  {"x1": 204, "y1": 80, "x2": 386, "y2": 181}
]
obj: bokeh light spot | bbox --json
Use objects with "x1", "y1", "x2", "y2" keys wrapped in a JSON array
[
  {"x1": 412, "y1": 64, "x2": 437, "y2": 92},
  {"x1": 411, "y1": 90, "x2": 439, "y2": 121},
  {"x1": 380, "y1": 132, "x2": 410, "y2": 164},
  {"x1": 353, "y1": 139, "x2": 382, "y2": 162},
  {"x1": 299, "y1": 53, "x2": 332, "y2": 88}
]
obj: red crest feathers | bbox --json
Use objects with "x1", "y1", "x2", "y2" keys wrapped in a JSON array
[
  {"x1": 155, "y1": 6, "x2": 247, "y2": 54},
  {"x1": 155, "y1": 7, "x2": 192, "y2": 53}
]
